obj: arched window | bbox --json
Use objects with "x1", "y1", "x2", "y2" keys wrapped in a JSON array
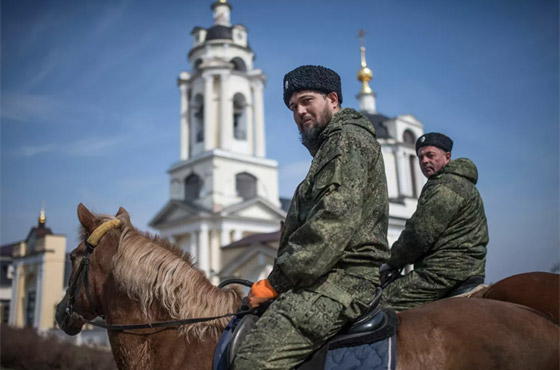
[
  {"x1": 184, "y1": 174, "x2": 202, "y2": 201},
  {"x1": 192, "y1": 94, "x2": 204, "y2": 143},
  {"x1": 193, "y1": 58, "x2": 203, "y2": 72},
  {"x1": 231, "y1": 57, "x2": 247, "y2": 72},
  {"x1": 233, "y1": 93, "x2": 247, "y2": 140},
  {"x1": 236, "y1": 172, "x2": 257, "y2": 200},
  {"x1": 403, "y1": 130, "x2": 416, "y2": 146}
]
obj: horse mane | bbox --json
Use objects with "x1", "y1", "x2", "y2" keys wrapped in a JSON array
[{"x1": 83, "y1": 214, "x2": 243, "y2": 340}]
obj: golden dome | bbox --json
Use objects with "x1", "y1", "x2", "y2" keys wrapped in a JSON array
[
  {"x1": 39, "y1": 201, "x2": 46, "y2": 225},
  {"x1": 356, "y1": 42, "x2": 373, "y2": 94},
  {"x1": 357, "y1": 66, "x2": 373, "y2": 82}
]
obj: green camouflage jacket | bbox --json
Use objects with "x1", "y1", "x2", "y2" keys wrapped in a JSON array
[
  {"x1": 388, "y1": 158, "x2": 489, "y2": 281},
  {"x1": 268, "y1": 108, "x2": 389, "y2": 314}
]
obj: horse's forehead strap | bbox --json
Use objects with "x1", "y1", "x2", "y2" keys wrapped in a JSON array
[{"x1": 86, "y1": 219, "x2": 121, "y2": 247}]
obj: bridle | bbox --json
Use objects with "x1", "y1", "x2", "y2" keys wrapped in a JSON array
[
  {"x1": 65, "y1": 219, "x2": 121, "y2": 322},
  {"x1": 64, "y1": 219, "x2": 255, "y2": 331}
]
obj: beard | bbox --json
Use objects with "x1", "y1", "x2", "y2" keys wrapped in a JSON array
[{"x1": 299, "y1": 107, "x2": 333, "y2": 155}]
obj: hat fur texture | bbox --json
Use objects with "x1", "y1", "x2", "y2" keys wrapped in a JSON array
[{"x1": 283, "y1": 65, "x2": 342, "y2": 107}]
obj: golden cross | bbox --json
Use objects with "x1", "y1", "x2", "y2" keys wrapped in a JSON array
[
  {"x1": 358, "y1": 29, "x2": 368, "y2": 67},
  {"x1": 358, "y1": 29, "x2": 366, "y2": 48}
]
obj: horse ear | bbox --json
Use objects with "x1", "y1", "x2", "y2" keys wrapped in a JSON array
[
  {"x1": 77, "y1": 203, "x2": 97, "y2": 233},
  {"x1": 116, "y1": 207, "x2": 131, "y2": 225}
]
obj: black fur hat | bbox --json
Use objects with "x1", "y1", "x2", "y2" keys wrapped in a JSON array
[
  {"x1": 416, "y1": 132, "x2": 454, "y2": 153},
  {"x1": 283, "y1": 65, "x2": 343, "y2": 108}
]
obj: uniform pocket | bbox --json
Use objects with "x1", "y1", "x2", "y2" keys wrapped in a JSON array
[
  {"x1": 312, "y1": 154, "x2": 341, "y2": 201},
  {"x1": 287, "y1": 290, "x2": 344, "y2": 342}
]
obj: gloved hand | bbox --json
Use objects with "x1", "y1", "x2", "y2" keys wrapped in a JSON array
[
  {"x1": 248, "y1": 279, "x2": 278, "y2": 308},
  {"x1": 380, "y1": 263, "x2": 400, "y2": 287}
]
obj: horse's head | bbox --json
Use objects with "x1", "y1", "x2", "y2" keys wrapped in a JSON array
[{"x1": 56, "y1": 203, "x2": 130, "y2": 335}]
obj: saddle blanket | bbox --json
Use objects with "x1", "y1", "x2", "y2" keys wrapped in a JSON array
[
  {"x1": 323, "y1": 335, "x2": 396, "y2": 370},
  {"x1": 213, "y1": 314, "x2": 397, "y2": 370}
]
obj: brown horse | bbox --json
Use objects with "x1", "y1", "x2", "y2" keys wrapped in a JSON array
[
  {"x1": 56, "y1": 204, "x2": 559, "y2": 370},
  {"x1": 471, "y1": 271, "x2": 559, "y2": 324},
  {"x1": 56, "y1": 204, "x2": 243, "y2": 369}
]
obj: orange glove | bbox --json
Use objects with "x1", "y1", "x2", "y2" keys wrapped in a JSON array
[{"x1": 248, "y1": 279, "x2": 278, "y2": 308}]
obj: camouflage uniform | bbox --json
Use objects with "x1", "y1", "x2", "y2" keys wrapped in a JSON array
[
  {"x1": 382, "y1": 158, "x2": 489, "y2": 312},
  {"x1": 232, "y1": 108, "x2": 389, "y2": 370}
]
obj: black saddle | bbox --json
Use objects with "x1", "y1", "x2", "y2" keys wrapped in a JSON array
[
  {"x1": 443, "y1": 275, "x2": 485, "y2": 298},
  {"x1": 298, "y1": 288, "x2": 397, "y2": 370},
  {"x1": 226, "y1": 287, "x2": 397, "y2": 369}
]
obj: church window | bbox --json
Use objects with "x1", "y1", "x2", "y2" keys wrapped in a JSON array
[
  {"x1": 192, "y1": 94, "x2": 204, "y2": 143},
  {"x1": 236, "y1": 172, "x2": 257, "y2": 200},
  {"x1": 233, "y1": 93, "x2": 247, "y2": 140},
  {"x1": 26, "y1": 290, "x2": 36, "y2": 327},
  {"x1": 184, "y1": 174, "x2": 202, "y2": 201},
  {"x1": 403, "y1": 130, "x2": 416, "y2": 146},
  {"x1": 231, "y1": 57, "x2": 247, "y2": 72},
  {"x1": 1, "y1": 303, "x2": 9, "y2": 324},
  {"x1": 194, "y1": 58, "x2": 203, "y2": 72}
]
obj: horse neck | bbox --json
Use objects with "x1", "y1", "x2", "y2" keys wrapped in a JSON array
[
  {"x1": 112, "y1": 239, "x2": 242, "y2": 325},
  {"x1": 102, "y1": 274, "x2": 236, "y2": 370}
]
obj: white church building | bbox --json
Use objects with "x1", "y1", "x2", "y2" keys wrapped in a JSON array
[{"x1": 150, "y1": 0, "x2": 424, "y2": 283}]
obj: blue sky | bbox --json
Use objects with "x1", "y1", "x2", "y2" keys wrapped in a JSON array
[{"x1": 1, "y1": 0, "x2": 558, "y2": 283}]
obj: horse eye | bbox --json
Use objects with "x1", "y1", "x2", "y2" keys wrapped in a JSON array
[{"x1": 70, "y1": 251, "x2": 77, "y2": 262}]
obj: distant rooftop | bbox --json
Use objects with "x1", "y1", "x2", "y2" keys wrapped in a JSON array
[{"x1": 223, "y1": 230, "x2": 280, "y2": 249}]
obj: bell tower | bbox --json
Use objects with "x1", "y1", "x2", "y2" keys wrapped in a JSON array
[
  {"x1": 170, "y1": 0, "x2": 277, "y2": 211},
  {"x1": 151, "y1": 0, "x2": 285, "y2": 280},
  {"x1": 178, "y1": 0, "x2": 267, "y2": 162}
]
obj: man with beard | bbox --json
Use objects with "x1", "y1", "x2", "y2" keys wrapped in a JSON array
[
  {"x1": 232, "y1": 65, "x2": 389, "y2": 369},
  {"x1": 380, "y1": 133, "x2": 489, "y2": 311}
]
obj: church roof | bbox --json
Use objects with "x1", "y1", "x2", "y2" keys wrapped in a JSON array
[
  {"x1": 362, "y1": 112, "x2": 391, "y2": 139},
  {"x1": 24, "y1": 224, "x2": 53, "y2": 243},
  {"x1": 205, "y1": 25, "x2": 233, "y2": 41},
  {"x1": 220, "y1": 196, "x2": 286, "y2": 219},
  {"x1": 149, "y1": 199, "x2": 212, "y2": 227},
  {"x1": 223, "y1": 230, "x2": 280, "y2": 249},
  {"x1": 0, "y1": 243, "x2": 16, "y2": 257}
]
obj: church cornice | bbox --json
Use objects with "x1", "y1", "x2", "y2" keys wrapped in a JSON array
[
  {"x1": 188, "y1": 40, "x2": 252, "y2": 59},
  {"x1": 12, "y1": 250, "x2": 52, "y2": 261},
  {"x1": 149, "y1": 200, "x2": 208, "y2": 227},
  {"x1": 168, "y1": 148, "x2": 278, "y2": 174},
  {"x1": 181, "y1": 68, "x2": 265, "y2": 87},
  {"x1": 395, "y1": 114, "x2": 424, "y2": 128},
  {"x1": 220, "y1": 196, "x2": 286, "y2": 219}
]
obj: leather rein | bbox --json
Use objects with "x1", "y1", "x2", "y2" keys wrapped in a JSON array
[{"x1": 64, "y1": 219, "x2": 254, "y2": 331}]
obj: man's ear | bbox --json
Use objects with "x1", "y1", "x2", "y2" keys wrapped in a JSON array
[
  {"x1": 326, "y1": 92, "x2": 339, "y2": 108},
  {"x1": 445, "y1": 151, "x2": 451, "y2": 162}
]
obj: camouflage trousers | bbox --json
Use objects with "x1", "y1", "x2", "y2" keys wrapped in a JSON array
[
  {"x1": 230, "y1": 290, "x2": 348, "y2": 370},
  {"x1": 381, "y1": 269, "x2": 456, "y2": 312}
]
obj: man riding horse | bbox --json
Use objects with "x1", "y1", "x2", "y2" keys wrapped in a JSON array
[
  {"x1": 231, "y1": 65, "x2": 390, "y2": 369},
  {"x1": 380, "y1": 133, "x2": 489, "y2": 311}
]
